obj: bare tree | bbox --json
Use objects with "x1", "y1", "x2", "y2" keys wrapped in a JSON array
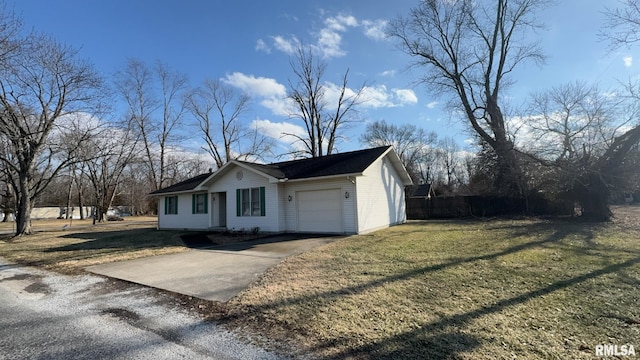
[
  {"x1": 0, "y1": 2, "x2": 20, "y2": 63},
  {"x1": 186, "y1": 79, "x2": 272, "y2": 168},
  {"x1": 521, "y1": 81, "x2": 640, "y2": 220},
  {"x1": 360, "y1": 120, "x2": 437, "y2": 182},
  {"x1": 602, "y1": 0, "x2": 640, "y2": 48},
  {"x1": 287, "y1": 47, "x2": 365, "y2": 157},
  {"x1": 434, "y1": 137, "x2": 463, "y2": 193},
  {"x1": 80, "y1": 122, "x2": 140, "y2": 223},
  {"x1": 0, "y1": 27, "x2": 103, "y2": 236},
  {"x1": 114, "y1": 59, "x2": 187, "y2": 190},
  {"x1": 524, "y1": 82, "x2": 615, "y2": 161},
  {"x1": 388, "y1": 0, "x2": 549, "y2": 196}
]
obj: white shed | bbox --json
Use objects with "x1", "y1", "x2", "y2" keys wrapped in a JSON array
[{"x1": 150, "y1": 146, "x2": 413, "y2": 234}]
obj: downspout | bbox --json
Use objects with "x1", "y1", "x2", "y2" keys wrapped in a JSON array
[{"x1": 347, "y1": 176, "x2": 358, "y2": 234}]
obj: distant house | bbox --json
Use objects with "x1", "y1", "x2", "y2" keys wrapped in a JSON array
[
  {"x1": 150, "y1": 146, "x2": 413, "y2": 234},
  {"x1": 406, "y1": 183, "x2": 436, "y2": 200}
]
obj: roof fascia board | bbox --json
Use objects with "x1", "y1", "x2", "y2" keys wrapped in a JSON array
[{"x1": 284, "y1": 172, "x2": 363, "y2": 183}]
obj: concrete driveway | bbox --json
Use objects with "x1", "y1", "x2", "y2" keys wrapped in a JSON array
[{"x1": 86, "y1": 234, "x2": 340, "y2": 302}]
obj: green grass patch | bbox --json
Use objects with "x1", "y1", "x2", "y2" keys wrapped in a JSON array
[{"x1": 228, "y1": 217, "x2": 640, "y2": 359}]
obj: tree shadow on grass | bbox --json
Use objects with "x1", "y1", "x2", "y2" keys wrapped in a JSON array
[
  {"x1": 229, "y1": 221, "x2": 639, "y2": 359},
  {"x1": 47, "y1": 228, "x2": 185, "y2": 252},
  {"x1": 319, "y1": 256, "x2": 640, "y2": 359}
]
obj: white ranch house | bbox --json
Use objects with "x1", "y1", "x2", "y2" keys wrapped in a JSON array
[{"x1": 150, "y1": 146, "x2": 413, "y2": 234}]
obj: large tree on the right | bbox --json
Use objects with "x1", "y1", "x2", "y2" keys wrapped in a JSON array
[
  {"x1": 524, "y1": 81, "x2": 640, "y2": 221},
  {"x1": 388, "y1": 0, "x2": 549, "y2": 197}
]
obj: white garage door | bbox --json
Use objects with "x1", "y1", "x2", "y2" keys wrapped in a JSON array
[{"x1": 297, "y1": 189, "x2": 343, "y2": 233}]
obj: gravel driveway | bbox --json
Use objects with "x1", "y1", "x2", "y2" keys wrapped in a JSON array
[{"x1": 0, "y1": 259, "x2": 285, "y2": 360}]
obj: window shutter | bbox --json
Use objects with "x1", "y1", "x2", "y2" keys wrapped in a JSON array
[
  {"x1": 204, "y1": 193, "x2": 208, "y2": 213},
  {"x1": 164, "y1": 197, "x2": 168, "y2": 215},
  {"x1": 175, "y1": 197, "x2": 178, "y2": 214},
  {"x1": 236, "y1": 189, "x2": 241, "y2": 216},
  {"x1": 192, "y1": 194, "x2": 196, "y2": 214},
  {"x1": 260, "y1": 187, "x2": 266, "y2": 216}
]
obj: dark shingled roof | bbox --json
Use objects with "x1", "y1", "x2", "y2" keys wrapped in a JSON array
[
  {"x1": 150, "y1": 146, "x2": 394, "y2": 195},
  {"x1": 407, "y1": 183, "x2": 433, "y2": 198},
  {"x1": 149, "y1": 173, "x2": 212, "y2": 195},
  {"x1": 239, "y1": 146, "x2": 391, "y2": 180}
]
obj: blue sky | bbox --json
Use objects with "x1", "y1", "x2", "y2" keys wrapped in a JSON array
[{"x1": 11, "y1": 0, "x2": 639, "y2": 156}]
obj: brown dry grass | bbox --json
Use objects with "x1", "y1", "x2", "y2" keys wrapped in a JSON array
[
  {"x1": 0, "y1": 217, "x2": 190, "y2": 274},
  {"x1": 224, "y1": 206, "x2": 640, "y2": 359}
]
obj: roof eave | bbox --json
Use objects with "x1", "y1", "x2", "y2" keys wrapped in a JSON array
[
  {"x1": 149, "y1": 189, "x2": 200, "y2": 197},
  {"x1": 284, "y1": 172, "x2": 363, "y2": 183}
]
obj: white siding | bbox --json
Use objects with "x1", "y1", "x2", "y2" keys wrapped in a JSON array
[
  {"x1": 208, "y1": 167, "x2": 283, "y2": 232},
  {"x1": 282, "y1": 178, "x2": 356, "y2": 234},
  {"x1": 356, "y1": 154, "x2": 407, "y2": 233},
  {"x1": 157, "y1": 193, "x2": 209, "y2": 230}
]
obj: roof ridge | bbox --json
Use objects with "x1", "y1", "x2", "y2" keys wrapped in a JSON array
[{"x1": 268, "y1": 145, "x2": 391, "y2": 166}]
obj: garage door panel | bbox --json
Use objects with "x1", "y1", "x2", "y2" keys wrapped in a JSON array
[{"x1": 297, "y1": 189, "x2": 343, "y2": 233}]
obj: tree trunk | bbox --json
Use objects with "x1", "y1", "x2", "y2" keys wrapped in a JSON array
[
  {"x1": 65, "y1": 174, "x2": 73, "y2": 219},
  {"x1": 14, "y1": 195, "x2": 33, "y2": 236},
  {"x1": 575, "y1": 173, "x2": 612, "y2": 222},
  {"x1": 493, "y1": 138, "x2": 526, "y2": 198},
  {"x1": 77, "y1": 182, "x2": 84, "y2": 220}
]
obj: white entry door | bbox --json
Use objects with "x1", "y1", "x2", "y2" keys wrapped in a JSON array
[{"x1": 296, "y1": 189, "x2": 343, "y2": 233}]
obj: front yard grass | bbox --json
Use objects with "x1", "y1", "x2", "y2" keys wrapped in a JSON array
[
  {"x1": 1, "y1": 211, "x2": 638, "y2": 359},
  {"x1": 227, "y1": 212, "x2": 640, "y2": 359},
  {"x1": 0, "y1": 217, "x2": 189, "y2": 274}
]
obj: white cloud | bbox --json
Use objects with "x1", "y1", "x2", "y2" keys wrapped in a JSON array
[
  {"x1": 312, "y1": 14, "x2": 360, "y2": 58},
  {"x1": 426, "y1": 101, "x2": 439, "y2": 109},
  {"x1": 361, "y1": 19, "x2": 388, "y2": 41},
  {"x1": 222, "y1": 72, "x2": 293, "y2": 116},
  {"x1": 259, "y1": 97, "x2": 293, "y2": 117},
  {"x1": 272, "y1": 35, "x2": 299, "y2": 55},
  {"x1": 255, "y1": 39, "x2": 270, "y2": 54},
  {"x1": 250, "y1": 119, "x2": 309, "y2": 155},
  {"x1": 223, "y1": 72, "x2": 292, "y2": 116},
  {"x1": 356, "y1": 85, "x2": 418, "y2": 108},
  {"x1": 250, "y1": 118, "x2": 306, "y2": 139},
  {"x1": 265, "y1": 13, "x2": 388, "y2": 59},
  {"x1": 223, "y1": 72, "x2": 286, "y2": 98},
  {"x1": 316, "y1": 28, "x2": 346, "y2": 58},
  {"x1": 325, "y1": 14, "x2": 358, "y2": 31},
  {"x1": 320, "y1": 84, "x2": 419, "y2": 109},
  {"x1": 379, "y1": 69, "x2": 396, "y2": 77},
  {"x1": 624, "y1": 55, "x2": 633, "y2": 68},
  {"x1": 393, "y1": 89, "x2": 418, "y2": 105}
]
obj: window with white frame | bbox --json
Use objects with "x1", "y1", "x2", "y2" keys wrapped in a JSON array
[{"x1": 236, "y1": 187, "x2": 265, "y2": 216}]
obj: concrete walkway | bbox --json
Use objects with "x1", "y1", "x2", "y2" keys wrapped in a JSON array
[{"x1": 86, "y1": 234, "x2": 340, "y2": 302}]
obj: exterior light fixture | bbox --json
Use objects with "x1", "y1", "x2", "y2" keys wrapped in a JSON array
[
  {"x1": 288, "y1": 195, "x2": 292, "y2": 201},
  {"x1": 345, "y1": 191, "x2": 349, "y2": 199}
]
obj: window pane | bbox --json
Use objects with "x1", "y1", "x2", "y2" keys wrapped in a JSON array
[
  {"x1": 242, "y1": 189, "x2": 250, "y2": 216},
  {"x1": 251, "y1": 188, "x2": 260, "y2": 216},
  {"x1": 167, "y1": 196, "x2": 178, "y2": 214},
  {"x1": 195, "y1": 194, "x2": 205, "y2": 213}
]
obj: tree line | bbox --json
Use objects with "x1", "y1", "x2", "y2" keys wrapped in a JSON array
[{"x1": 1, "y1": 1, "x2": 640, "y2": 237}]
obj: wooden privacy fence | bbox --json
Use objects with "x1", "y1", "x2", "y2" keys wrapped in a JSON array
[{"x1": 406, "y1": 195, "x2": 574, "y2": 220}]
